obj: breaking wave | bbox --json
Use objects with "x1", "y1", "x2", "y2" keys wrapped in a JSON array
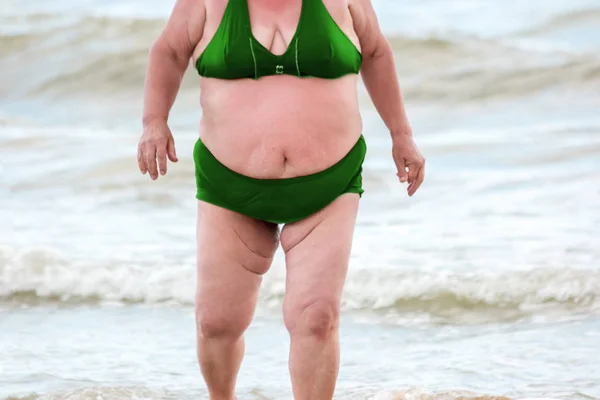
[
  {"x1": 1, "y1": 11, "x2": 599, "y2": 103},
  {"x1": 1, "y1": 246, "x2": 598, "y2": 324}
]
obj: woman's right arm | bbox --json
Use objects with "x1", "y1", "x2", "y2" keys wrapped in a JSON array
[{"x1": 139, "y1": 0, "x2": 206, "y2": 180}]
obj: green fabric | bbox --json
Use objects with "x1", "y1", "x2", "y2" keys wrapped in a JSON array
[
  {"x1": 196, "y1": 0, "x2": 362, "y2": 79},
  {"x1": 194, "y1": 136, "x2": 366, "y2": 224}
]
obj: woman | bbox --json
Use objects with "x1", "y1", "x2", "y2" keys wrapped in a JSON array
[{"x1": 137, "y1": 0, "x2": 425, "y2": 398}]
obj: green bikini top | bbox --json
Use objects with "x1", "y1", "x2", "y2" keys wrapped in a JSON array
[{"x1": 196, "y1": 0, "x2": 362, "y2": 80}]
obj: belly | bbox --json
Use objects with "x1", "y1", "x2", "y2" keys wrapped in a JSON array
[{"x1": 198, "y1": 75, "x2": 363, "y2": 179}]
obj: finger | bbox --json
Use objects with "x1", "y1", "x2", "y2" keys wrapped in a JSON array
[
  {"x1": 144, "y1": 144, "x2": 158, "y2": 180},
  {"x1": 407, "y1": 161, "x2": 419, "y2": 184},
  {"x1": 396, "y1": 164, "x2": 408, "y2": 183},
  {"x1": 137, "y1": 146, "x2": 147, "y2": 174},
  {"x1": 407, "y1": 166, "x2": 424, "y2": 196},
  {"x1": 167, "y1": 137, "x2": 178, "y2": 162},
  {"x1": 157, "y1": 144, "x2": 167, "y2": 176},
  {"x1": 408, "y1": 166, "x2": 425, "y2": 196}
]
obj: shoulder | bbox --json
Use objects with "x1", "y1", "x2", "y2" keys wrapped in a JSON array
[
  {"x1": 348, "y1": 0, "x2": 378, "y2": 20},
  {"x1": 320, "y1": 0, "x2": 353, "y2": 17},
  {"x1": 320, "y1": 0, "x2": 360, "y2": 32},
  {"x1": 152, "y1": 0, "x2": 207, "y2": 59},
  {"x1": 320, "y1": 0, "x2": 377, "y2": 25},
  {"x1": 168, "y1": 0, "x2": 207, "y2": 19},
  {"x1": 345, "y1": 0, "x2": 385, "y2": 56},
  {"x1": 347, "y1": 0, "x2": 380, "y2": 31},
  {"x1": 348, "y1": 0, "x2": 374, "y2": 12},
  {"x1": 163, "y1": 0, "x2": 207, "y2": 44},
  {"x1": 165, "y1": 0, "x2": 207, "y2": 31}
]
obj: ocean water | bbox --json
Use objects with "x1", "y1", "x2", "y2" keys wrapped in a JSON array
[{"x1": 1, "y1": 0, "x2": 600, "y2": 399}]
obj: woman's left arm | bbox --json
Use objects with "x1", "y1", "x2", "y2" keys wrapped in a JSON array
[{"x1": 349, "y1": 0, "x2": 425, "y2": 196}]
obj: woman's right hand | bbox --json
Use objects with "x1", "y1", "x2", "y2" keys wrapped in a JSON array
[{"x1": 137, "y1": 119, "x2": 178, "y2": 180}]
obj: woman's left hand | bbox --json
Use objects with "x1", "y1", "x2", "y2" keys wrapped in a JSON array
[{"x1": 392, "y1": 133, "x2": 426, "y2": 197}]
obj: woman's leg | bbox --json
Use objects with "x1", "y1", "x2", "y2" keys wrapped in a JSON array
[
  {"x1": 195, "y1": 201, "x2": 279, "y2": 400},
  {"x1": 279, "y1": 194, "x2": 359, "y2": 400}
]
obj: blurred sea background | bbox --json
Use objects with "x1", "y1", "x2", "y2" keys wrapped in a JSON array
[{"x1": 1, "y1": 0, "x2": 600, "y2": 399}]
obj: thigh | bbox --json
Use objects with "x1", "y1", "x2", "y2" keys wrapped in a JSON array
[
  {"x1": 196, "y1": 201, "x2": 279, "y2": 330},
  {"x1": 279, "y1": 194, "x2": 359, "y2": 321}
]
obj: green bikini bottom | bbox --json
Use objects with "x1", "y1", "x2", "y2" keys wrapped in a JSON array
[{"x1": 193, "y1": 135, "x2": 367, "y2": 224}]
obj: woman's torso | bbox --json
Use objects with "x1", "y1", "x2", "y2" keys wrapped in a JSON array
[{"x1": 192, "y1": 0, "x2": 364, "y2": 179}]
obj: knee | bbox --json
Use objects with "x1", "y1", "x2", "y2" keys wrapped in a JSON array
[
  {"x1": 284, "y1": 299, "x2": 340, "y2": 340},
  {"x1": 195, "y1": 306, "x2": 249, "y2": 340}
]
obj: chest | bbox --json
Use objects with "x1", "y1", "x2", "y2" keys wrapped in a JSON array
[{"x1": 197, "y1": 0, "x2": 361, "y2": 79}]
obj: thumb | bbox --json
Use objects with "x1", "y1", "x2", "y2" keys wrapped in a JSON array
[
  {"x1": 396, "y1": 164, "x2": 408, "y2": 183},
  {"x1": 167, "y1": 137, "x2": 178, "y2": 162}
]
